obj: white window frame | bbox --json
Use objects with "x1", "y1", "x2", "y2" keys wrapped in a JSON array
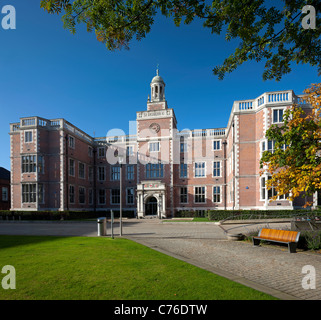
[
  {"x1": 69, "y1": 185, "x2": 75, "y2": 204},
  {"x1": 149, "y1": 141, "x2": 160, "y2": 152},
  {"x1": 126, "y1": 145, "x2": 134, "y2": 156},
  {"x1": 126, "y1": 187, "x2": 135, "y2": 205},
  {"x1": 126, "y1": 165, "x2": 134, "y2": 180},
  {"x1": 194, "y1": 186, "x2": 206, "y2": 204},
  {"x1": 179, "y1": 163, "x2": 188, "y2": 178},
  {"x1": 180, "y1": 186, "x2": 188, "y2": 204},
  {"x1": 69, "y1": 136, "x2": 75, "y2": 149},
  {"x1": 111, "y1": 189, "x2": 120, "y2": 205},
  {"x1": 194, "y1": 162, "x2": 206, "y2": 178},
  {"x1": 111, "y1": 166, "x2": 120, "y2": 181},
  {"x1": 146, "y1": 162, "x2": 164, "y2": 178},
  {"x1": 2, "y1": 187, "x2": 8, "y2": 201},
  {"x1": 213, "y1": 185, "x2": 221, "y2": 203},
  {"x1": 98, "y1": 147, "x2": 106, "y2": 158},
  {"x1": 79, "y1": 186, "x2": 86, "y2": 204},
  {"x1": 212, "y1": 140, "x2": 221, "y2": 151},
  {"x1": 24, "y1": 131, "x2": 33, "y2": 143},
  {"x1": 69, "y1": 159, "x2": 75, "y2": 177},
  {"x1": 212, "y1": 161, "x2": 221, "y2": 177},
  {"x1": 272, "y1": 107, "x2": 285, "y2": 124},
  {"x1": 78, "y1": 162, "x2": 85, "y2": 179},
  {"x1": 98, "y1": 166, "x2": 106, "y2": 181},
  {"x1": 180, "y1": 142, "x2": 187, "y2": 153}
]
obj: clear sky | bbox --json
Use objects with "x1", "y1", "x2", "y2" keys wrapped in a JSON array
[{"x1": 0, "y1": 0, "x2": 319, "y2": 171}]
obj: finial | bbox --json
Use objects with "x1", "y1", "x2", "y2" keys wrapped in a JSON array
[{"x1": 156, "y1": 63, "x2": 159, "y2": 75}]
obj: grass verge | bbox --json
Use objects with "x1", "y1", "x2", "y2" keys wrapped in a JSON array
[{"x1": 0, "y1": 235, "x2": 276, "y2": 300}]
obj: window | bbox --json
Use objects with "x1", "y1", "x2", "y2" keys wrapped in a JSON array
[
  {"x1": 195, "y1": 186, "x2": 206, "y2": 203},
  {"x1": 79, "y1": 187, "x2": 85, "y2": 204},
  {"x1": 111, "y1": 166, "x2": 120, "y2": 181},
  {"x1": 79, "y1": 162, "x2": 85, "y2": 179},
  {"x1": 98, "y1": 147, "x2": 106, "y2": 158},
  {"x1": 180, "y1": 163, "x2": 188, "y2": 178},
  {"x1": 2, "y1": 187, "x2": 8, "y2": 201},
  {"x1": 195, "y1": 162, "x2": 205, "y2": 177},
  {"x1": 111, "y1": 189, "x2": 120, "y2": 204},
  {"x1": 127, "y1": 146, "x2": 134, "y2": 156},
  {"x1": 266, "y1": 176, "x2": 289, "y2": 200},
  {"x1": 267, "y1": 140, "x2": 275, "y2": 154},
  {"x1": 213, "y1": 140, "x2": 221, "y2": 150},
  {"x1": 146, "y1": 163, "x2": 164, "y2": 178},
  {"x1": 38, "y1": 184, "x2": 44, "y2": 204},
  {"x1": 261, "y1": 177, "x2": 266, "y2": 200},
  {"x1": 127, "y1": 165, "x2": 134, "y2": 180},
  {"x1": 180, "y1": 187, "x2": 188, "y2": 203},
  {"x1": 180, "y1": 142, "x2": 187, "y2": 153},
  {"x1": 38, "y1": 155, "x2": 44, "y2": 174},
  {"x1": 273, "y1": 109, "x2": 284, "y2": 123},
  {"x1": 88, "y1": 189, "x2": 93, "y2": 205},
  {"x1": 98, "y1": 166, "x2": 105, "y2": 181},
  {"x1": 69, "y1": 136, "x2": 75, "y2": 148},
  {"x1": 127, "y1": 188, "x2": 134, "y2": 204},
  {"x1": 88, "y1": 147, "x2": 93, "y2": 157},
  {"x1": 25, "y1": 131, "x2": 32, "y2": 143},
  {"x1": 213, "y1": 161, "x2": 221, "y2": 177},
  {"x1": 88, "y1": 166, "x2": 93, "y2": 181},
  {"x1": 69, "y1": 159, "x2": 75, "y2": 176},
  {"x1": 149, "y1": 142, "x2": 160, "y2": 152},
  {"x1": 213, "y1": 186, "x2": 221, "y2": 203},
  {"x1": 22, "y1": 155, "x2": 36, "y2": 173},
  {"x1": 98, "y1": 189, "x2": 105, "y2": 204},
  {"x1": 69, "y1": 185, "x2": 75, "y2": 203},
  {"x1": 22, "y1": 183, "x2": 37, "y2": 203}
]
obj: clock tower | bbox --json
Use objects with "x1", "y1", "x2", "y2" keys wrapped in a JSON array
[{"x1": 136, "y1": 69, "x2": 177, "y2": 218}]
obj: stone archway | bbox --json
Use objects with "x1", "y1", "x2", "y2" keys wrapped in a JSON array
[{"x1": 137, "y1": 181, "x2": 166, "y2": 218}]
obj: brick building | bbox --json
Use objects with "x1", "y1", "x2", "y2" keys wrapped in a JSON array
[
  {"x1": 9, "y1": 70, "x2": 315, "y2": 216},
  {"x1": 0, "y1": 167, "x2": 10, "y2": 210}
]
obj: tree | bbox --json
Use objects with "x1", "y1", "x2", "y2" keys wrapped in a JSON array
[
  {"x1": 40, "y1": 0, "x2": 321, "y2": 81},
  {"x1": 260, "y1": 83, "x2": 321, "y2": 207}
]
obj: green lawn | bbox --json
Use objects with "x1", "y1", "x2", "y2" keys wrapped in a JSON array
[{"x1": 0, "y1": 235, "x2": 276, "y2": 300}]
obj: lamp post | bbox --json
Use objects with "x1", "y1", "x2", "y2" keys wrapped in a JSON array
[{"x1": 118, "y1": 155, "x2": 124, "y2": 236}]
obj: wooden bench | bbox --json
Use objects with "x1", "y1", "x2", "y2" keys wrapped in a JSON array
[{"x1": 253, "y1": 228, "x2": 300, "y2": 253}]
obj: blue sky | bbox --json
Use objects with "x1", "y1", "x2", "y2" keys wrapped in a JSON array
[{"x1": 0, "y1": 0, "x2": 319, "y2": 170}]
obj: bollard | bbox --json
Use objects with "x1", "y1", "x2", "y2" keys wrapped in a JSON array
[{"x1": 97, "y1": 217, "x2": 107, "y2": 236}]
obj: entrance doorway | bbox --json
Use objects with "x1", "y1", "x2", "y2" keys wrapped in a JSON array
[{"x1": 145, "y1": 196, "x2": 158, "y2": 216}]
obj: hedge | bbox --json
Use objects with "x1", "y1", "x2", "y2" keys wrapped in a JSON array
[
  {"x1": 0, "y1": 210, "x2": 136, "y2": 221},
  {"x1": 175, "y1": 209, "x2": 317, "y2": 221}
]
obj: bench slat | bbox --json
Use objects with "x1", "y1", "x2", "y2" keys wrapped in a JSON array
[{"x1": 259, "y1": 228, "x2": 298, "y2": 243}]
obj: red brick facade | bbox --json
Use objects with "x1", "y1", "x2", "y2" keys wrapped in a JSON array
[{"x1": 9, "y1": 72, "x2": 315, "y2": 216}]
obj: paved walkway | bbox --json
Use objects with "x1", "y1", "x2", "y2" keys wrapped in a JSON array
[{"x1": 0, "y1": 219, "x2": 320, "y2": 300}]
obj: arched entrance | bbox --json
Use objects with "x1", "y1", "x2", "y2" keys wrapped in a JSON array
[{"x1": 145, "y1": 196, "x2": 158, "y2": 216}]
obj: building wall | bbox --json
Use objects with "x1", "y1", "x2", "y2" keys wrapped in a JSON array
[{"x1": 9, "y1": 84, "x2": 313, "y2": 215}]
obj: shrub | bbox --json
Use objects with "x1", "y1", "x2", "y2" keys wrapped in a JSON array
[{"x1": 302, "y1": 231, "x2": 321, "y2": 251}]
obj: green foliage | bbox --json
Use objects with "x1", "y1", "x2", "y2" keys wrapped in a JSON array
[
  {"x1": 0, "y1": 210, "x2": 136, "y2": 220},
  {"x1": 40, "y1": 0, "x2": 321, "y2": 81},
  {"x1": 302, "y1": 231, "x2": 321, "y2": 250}
]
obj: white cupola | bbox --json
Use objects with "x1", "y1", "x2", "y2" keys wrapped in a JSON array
[{"x1": 150, "y1": 68, "x2": 165, "y2": 102}]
